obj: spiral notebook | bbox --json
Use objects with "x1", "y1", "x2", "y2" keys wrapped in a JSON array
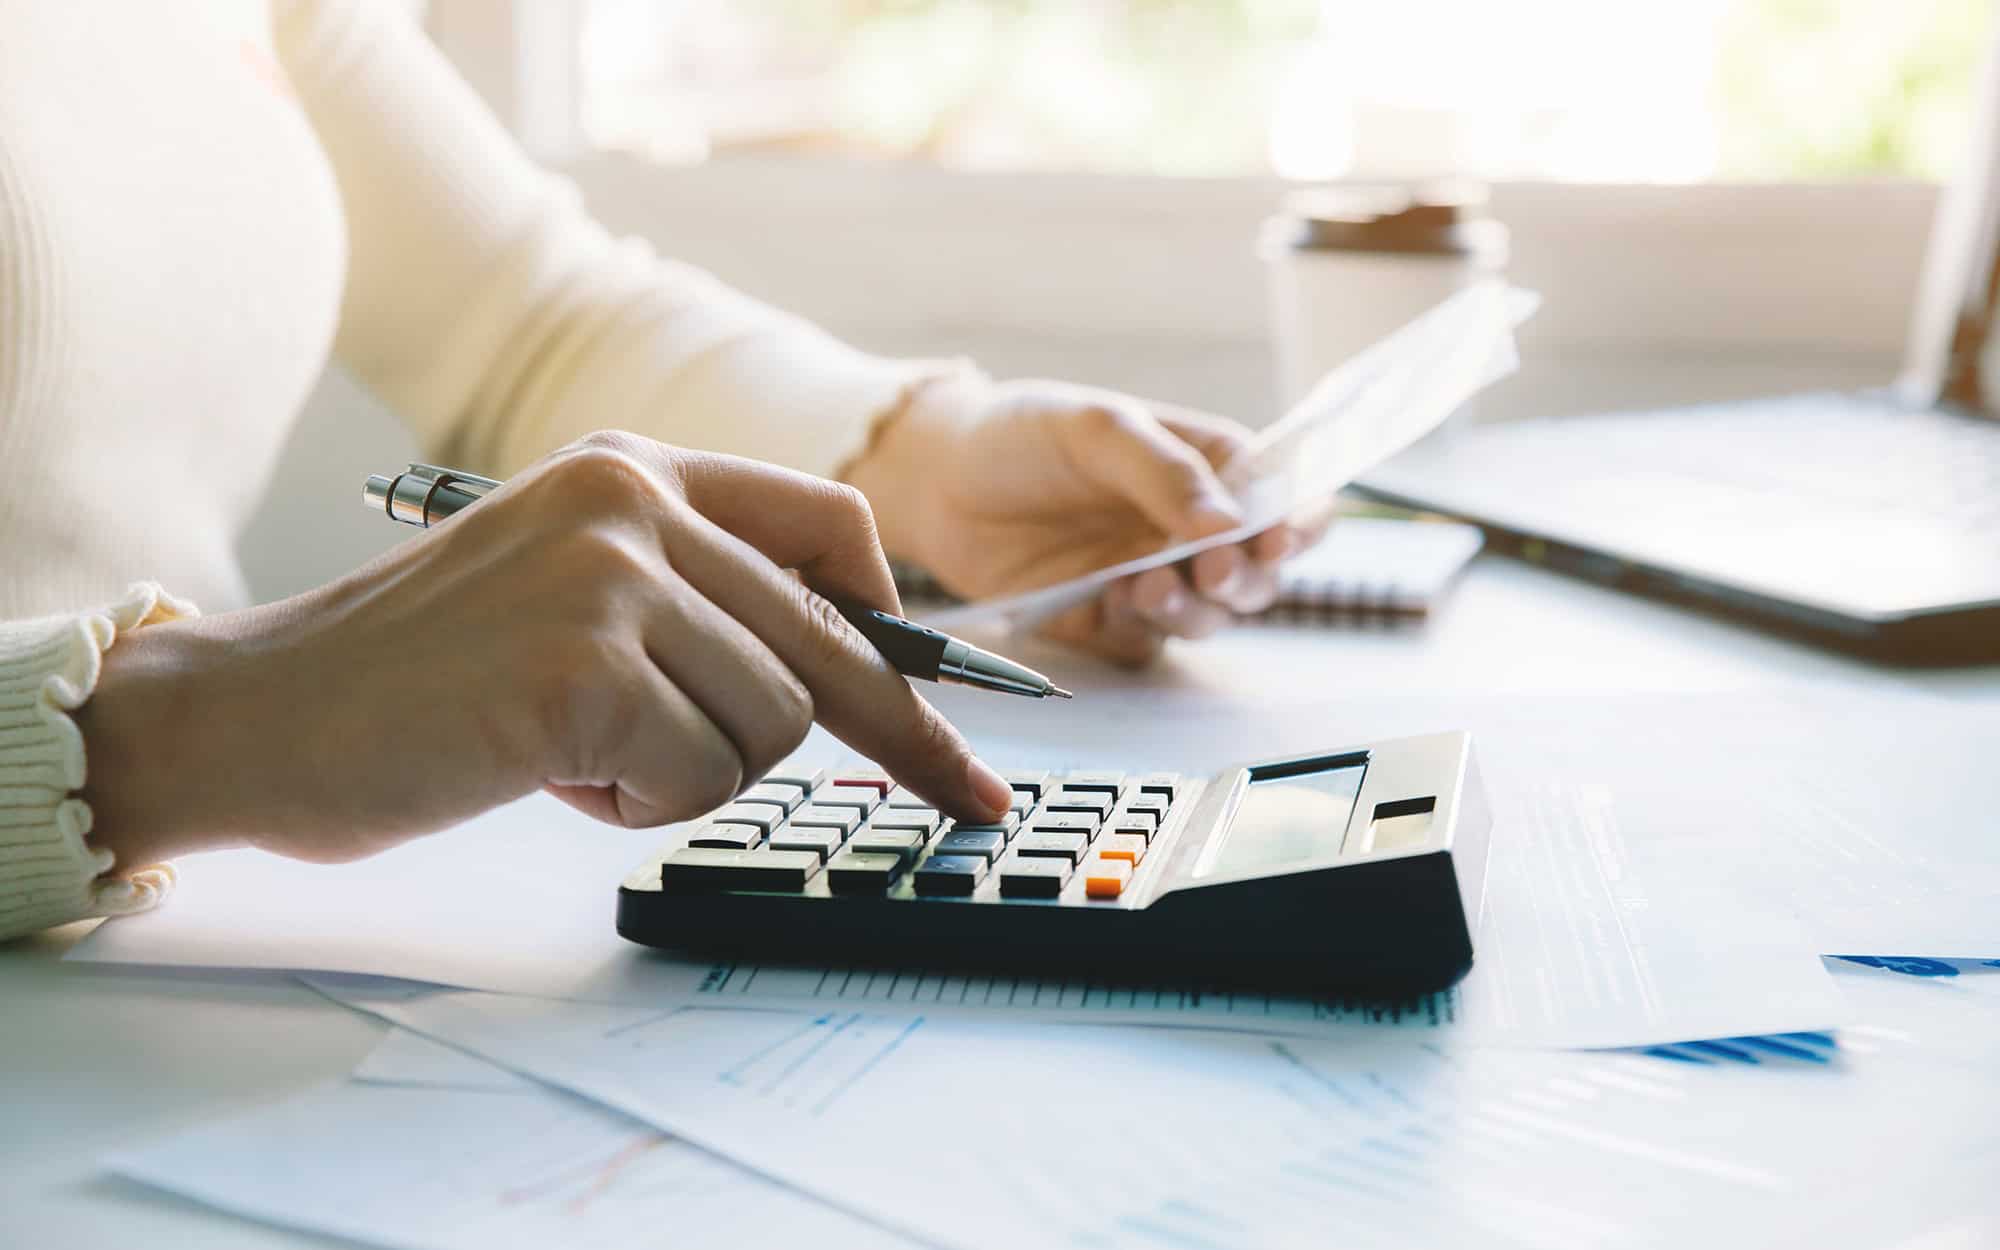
[{"x1": 897, "y1": 516, "x2": 1483, "y2": 626}]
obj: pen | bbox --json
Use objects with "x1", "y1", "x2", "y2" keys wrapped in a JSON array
[{"x1": 361, "y1": 463, "x2": 1074, "y2": 700}]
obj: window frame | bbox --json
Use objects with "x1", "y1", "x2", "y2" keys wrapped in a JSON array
[{"x1": 429, "y1": 0, "x2": 1940, "y2": 365}]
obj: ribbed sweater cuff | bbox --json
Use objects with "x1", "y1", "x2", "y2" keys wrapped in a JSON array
[{"x1": 0, "y1": 582, "x2": 196, "y2": 939}]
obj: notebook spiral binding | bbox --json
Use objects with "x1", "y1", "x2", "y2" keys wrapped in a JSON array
[{"x1": 891, "y1": 563, "x2": 1430, "y2": 627}]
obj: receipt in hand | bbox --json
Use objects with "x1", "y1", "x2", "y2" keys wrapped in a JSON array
[{"x1": 924, "y1": 281, "x2": 1539, "y2": 632}]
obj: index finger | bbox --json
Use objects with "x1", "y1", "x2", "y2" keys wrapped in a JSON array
[
  {"x1": 581, "y1": 435, "x2": 905, "y2": 613},
  {"x1": 652, "y1": 492, "x2": 1012, "y2": 823}
]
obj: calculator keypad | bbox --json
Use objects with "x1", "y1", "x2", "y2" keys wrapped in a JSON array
[{"x1": 660, "y1": 765, "x2": 1185, "y2": 903}]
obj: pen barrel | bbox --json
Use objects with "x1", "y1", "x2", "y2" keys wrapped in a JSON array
[
  {"x1": 830, "y1": 599, "x2": 950, "y2": 680},
  {"x1": 363, "y1": 469, "x2": 492, "y2": 527}
]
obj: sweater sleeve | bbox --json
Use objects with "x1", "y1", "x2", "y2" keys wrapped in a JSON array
[
  {"x1": 271, "y1": 0, "x2": 963, "y2": 483},
  {"x1": 0, "y1": 584, "x2": 190, "y2": 941}
]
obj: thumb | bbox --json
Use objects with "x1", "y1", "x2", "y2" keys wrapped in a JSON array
[{"x1": 1072, "y1": 402, "x2": 1244, "y2": 541}]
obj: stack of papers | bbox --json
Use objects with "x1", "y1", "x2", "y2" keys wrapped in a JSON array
[{"x1": 110, "y1": 962, "x2": 2000, "y2": 1250}]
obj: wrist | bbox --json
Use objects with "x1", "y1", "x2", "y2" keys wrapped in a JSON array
[
  {"x1": 844, "y1": 368, "x2": 990, "y2": 569},
  {"x1": 73, "y1": 617, "x2": 255, "y2": 866}
]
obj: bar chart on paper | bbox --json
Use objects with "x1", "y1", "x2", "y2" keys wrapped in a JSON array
[{"x1": 309, "y1": 974, "x2": 2000, "y2": 1250}]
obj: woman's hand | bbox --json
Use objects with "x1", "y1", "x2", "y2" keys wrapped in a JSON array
[
  {"x1": 76, "y1": 433, "x2": 1014, "y2": 869},
  {"x1": 847, "y1": 373, "x2": 1333, "y2": 665}
]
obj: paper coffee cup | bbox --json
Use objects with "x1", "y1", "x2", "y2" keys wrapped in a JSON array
[{"x1": 1264, "y1": 183, "x2": 1509, "y2": 411}]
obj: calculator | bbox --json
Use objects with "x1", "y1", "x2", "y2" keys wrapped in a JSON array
[{"x1": 617, "y1": 731, "x2": 1489, "y2": 996}]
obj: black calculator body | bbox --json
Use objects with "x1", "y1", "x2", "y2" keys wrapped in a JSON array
[{"x1": 617, "y1": 731, "x2": 1490, "y2": 997}]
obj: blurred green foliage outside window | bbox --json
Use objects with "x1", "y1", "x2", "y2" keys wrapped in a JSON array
[{"x1": 580, "y1": 0, "x2": 1993, "y2": 181}]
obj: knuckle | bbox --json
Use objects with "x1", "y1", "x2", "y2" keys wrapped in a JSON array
[
  {"x1": 1168, "y1": 448, "x2": 1209, "y2": 487},
  {"x1": 820, "y1": 480, "x2": 881, "y2": 541},
  {"x1": 576, "y1": 429, "x2": 642, "y2": 457},
  {"x1": 742, "y1": 717, "x2": 811, "y2": 785},
  {"x1": 799, "y1": 588, "x2": 864, "y2": 671},
  {"x1": 548, "y1": 444, "x2": 665, "y2": 512},
  {"x1": 1079, "y1": 401, "x2": 1132, "y2": 439},
  {"x1": 826, "y1": 479, "x2": 872, "y2": 520},
  {"x1": 686, "y1": 737, "x2": 744, "y2": 812},
  {"x1": 533, "y1": 637, "x2": 638, "y2": 770}
]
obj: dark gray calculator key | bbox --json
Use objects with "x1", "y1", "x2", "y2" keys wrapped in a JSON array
[
  {"x1": 710, "y1": 803, "x2": 782, "y2": 834},
  {"x1": 768, "y1": 828, "x2": 843, "y2": 862},
  {"x1": 763, "y1": 765, "x2": 827, "y2": 793},
  {"x1": 790, "y1": 805, "x2": 862, "y2": 837},
  {"x1": 934, "y1": 829, "x2": 1007, "y2": 862},
  {"x1": 1030, "y1": 810, "x2": 1099, "y2": 837},
  {"x1": 817, "y1": 784, "x2": 882, "y2": 817},
  {"x1": 1013, "y1": 830, "x2": 1090, "y2": 863},
  {"x1": 1061, "y1": 771, "x2": 1126, "y2": 795},
  {"x1": 687, "y1": 823, "x2": 764, "y2": 851},
  {"x1": 1114, "y1": 807, "x2": 1161, "y2": 833},
  {"x1": 1045, "y1": 789, "x2": 1115, "y2": 819},
  {"x1": 945, "y1": 812, "x2": 1019, "y2": 836},
  {"x1": 737, "y1": 783, "x2": 805, "y2": 814},
  {"x1": 868, "y1": 810, "x2": 942, "y2": 836},
  {"x1": 1004, "y1": 770, "x2": 1052, "y2": 800},
  {"x1": 999, "y1": 856, "x2": 1071, "y2": 897},
  {"x1": 1136, "y1": 772, "x2": 1180, "y2": 800},
  {"x1": 825, "y1": 850, "x2": 907, "y2": 894},
  {"x1": 849, "y1": 828, "x2": 927, "y2": 861},
  {"x1": 913, "y1": 854, "x2": 987, "y2": 896},
  {"x1": 661, "y1": 848, "x2": 818, "y2": 893}
]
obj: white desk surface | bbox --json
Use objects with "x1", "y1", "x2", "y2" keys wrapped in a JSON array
[{"x1": 5, "y1": 555, "x2": 1995, "y2": 1248}]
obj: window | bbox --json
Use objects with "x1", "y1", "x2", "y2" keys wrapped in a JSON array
[{"x1": 575, "y1": 0, "x2": 1993, "y2": 182}]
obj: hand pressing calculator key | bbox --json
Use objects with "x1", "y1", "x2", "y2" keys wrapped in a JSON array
[{"x1": 617, "y1": 731, "x2": 1490, "y2": 996}]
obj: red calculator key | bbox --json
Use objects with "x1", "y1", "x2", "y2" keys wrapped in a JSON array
[{"x1": 833, "y1": 770, "x2": 894, "y2": 796}]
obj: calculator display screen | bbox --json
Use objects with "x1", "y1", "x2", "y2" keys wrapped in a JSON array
[{"x1": 1205, "y1": 762, "x2": 1367, "y2": 877}]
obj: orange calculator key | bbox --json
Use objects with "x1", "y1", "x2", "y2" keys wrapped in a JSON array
[
  {"x1": 1084, "y1": 857, "x2": 1132, "y2": 898},
  {"x1": 1096, "y1": 834, "x2": 1147, "y2": 865}
]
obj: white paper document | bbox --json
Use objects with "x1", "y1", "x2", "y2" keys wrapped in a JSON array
[
  {"x1": 351, "y1": 1020, "x2": 535, "y2": 1092},
  {"x1": 108, "y1": 1029, "x2": 910, "y2": 1250},
  {"x1": 298, "y1": 966, "x2": 2000, "y2": 1250},
  {"x1": 924, "y1": 281, "x2": 1537, "y2": 631}
]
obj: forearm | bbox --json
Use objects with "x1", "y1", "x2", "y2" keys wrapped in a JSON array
[
  {"x1": 280, "y1": 0, "x2": 953, "y2": 483},
  {"x1": 840, "y1": 369, "x2": 988, "y2": 569},
  {"x1": 71, "y1": 618, "x2": 262, "y2": 868}
]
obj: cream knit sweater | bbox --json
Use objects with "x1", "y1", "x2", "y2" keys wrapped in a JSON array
[{"x1": 0, "y1": 0, "x2": 939, "y2": 938}]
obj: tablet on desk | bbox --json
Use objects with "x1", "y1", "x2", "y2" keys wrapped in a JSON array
[{"x1": 617, "y1": 730, "x2": 1490, "y2": 997}]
